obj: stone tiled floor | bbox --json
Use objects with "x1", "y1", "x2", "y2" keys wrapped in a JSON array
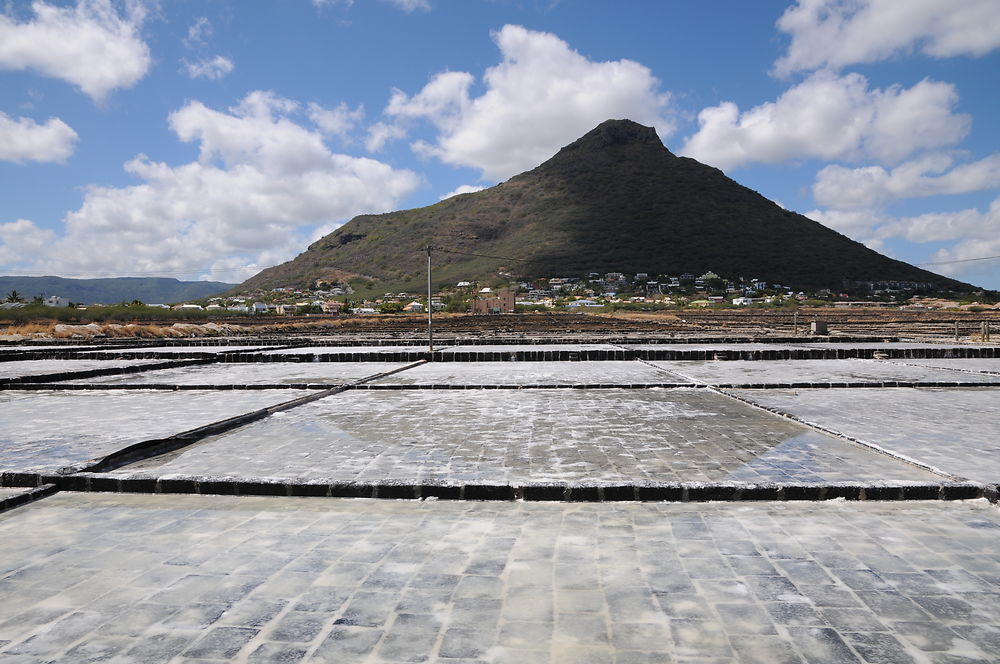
[
  {"x1": 0, "y1": 389, "x2": 312, "y2": 473},
  {"x1": 0, "y1": 359, "x2": 158, "y2": 379},
  {"x1": 72, "y1": 362, "x2": 407, "y2": 387},
  {"x1": 894, "y1": 359, "x2": 1000, "y2": 376},
  {"x1": 649, "y1": 359, "x2": 1000, "y2": 385},
  {"x1": 1, "y1": 494, "x2": 999, "y2": 663},
  {"x1": 730, "y1": 387, "x2": 1000, "y2": 483},
  {"x1": 111, "y1": 389, "x2": 939, "y2": 485},
  {"x1": 370, "y1": 361, "x2": 682, "y2": 386},
  {"x1": 2, "y1": 344, "x2": 999, "y2": 663}
]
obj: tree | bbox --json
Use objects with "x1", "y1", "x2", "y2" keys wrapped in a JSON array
[
  {"x1": 4, "y1": 290, "x2": 23, "y2": 303},
  {"x1": 378, "y1": 301, "x2": 404, "y2": 314}
]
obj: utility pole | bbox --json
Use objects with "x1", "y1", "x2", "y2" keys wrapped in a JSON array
[{"x1": 427, "y1": 244, "x2": 434, "y2": 357}]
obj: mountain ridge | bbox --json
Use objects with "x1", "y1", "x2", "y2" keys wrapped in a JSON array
[
  {"x1": 0, "y1": 276, "x2": 236, "y2": 305},
  {"x1": 237, "y1": 119, "x2": 972, "y2": 294}
]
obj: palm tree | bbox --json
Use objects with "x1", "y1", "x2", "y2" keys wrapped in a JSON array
[{"x1": 4, "y1": 290, "x2": 23, "y2": 303}]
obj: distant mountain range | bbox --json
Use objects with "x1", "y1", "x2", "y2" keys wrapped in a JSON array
[
  {"x1": 0, "y1": 276, "x2": 236, "y2": 305},
  {"x1": 238, "y1": 119, "x2": 972, "y2": 295}
]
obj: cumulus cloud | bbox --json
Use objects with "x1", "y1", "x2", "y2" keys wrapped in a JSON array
[
  {"x1": 308, "y1": 102, "x2": 364, "y2": 138},
  {"x1": 0, "y1": 219, "x2": 55, "y2": 267},
  {"x1": 365, "y1": 122, "x2": 407, "y2": 152},
  {"x1": 806, "y1": 207, "x2": 887, "y2": 240},
  {"x1": 374, "y1": 25, "x2": 673, "y2": 180},
  {"x1": 807, "y1": 196, "x2": 1000, "y2": 283},
  {"x1": 0, "y1": 0, "x2": 151, "y2": 103},
  {"x1": 185, "y1": 17, "x2": 213, "y2": 47},
  {"x1": 313, "y1": 0, "x2": 428, "y2": 10},
  {"x1": 813, "y1": 153, "x2": 1000, "y2": 208},
  {"x1": 878, "y1": 198, "x2": 1000, "y2": 281},
  {"x1": 681, "y1": 71, "x2": 968, "y2": 170},
  {"x1": 774, "y1": 0, "x2": 1000, "y2": 75},
  {"x1": 439, "y1": 184, "x2": 485, "y2": 200},
  {"x1": 3, "y1": 91, "x2": 420, "y2": 279},
  {"x1": 182, "y1": 55, "x2": 234, "y2": 81},
  {"x1": 382, "y1": 0, "x2": 430, "y2": 11},
  {"x1": 0, "y1": 112, "x2": 78, "y2": 163}
]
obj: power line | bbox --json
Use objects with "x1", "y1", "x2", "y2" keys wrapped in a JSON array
[{"x1": 918, "y1": 255, "x2": 1000, "y2": 266}]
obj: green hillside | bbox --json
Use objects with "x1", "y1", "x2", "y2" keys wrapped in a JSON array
[{"x1": 238, "y1": 119, "x2": 972, "y2": 294}]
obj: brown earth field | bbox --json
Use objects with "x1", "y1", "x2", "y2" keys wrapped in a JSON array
[{"x1": 2, "y1": 309, "x2": 1000, "y2": 342}]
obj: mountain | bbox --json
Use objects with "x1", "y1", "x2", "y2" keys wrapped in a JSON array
[
  {"x1": 238, "y1": 119, "x2": 972, "y2": 294},
  {"x1": 0, "y1": 276, "x2": 236, "y2": 305}
]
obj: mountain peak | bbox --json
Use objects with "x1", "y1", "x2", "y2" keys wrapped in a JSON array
[
  {"x1": 238, "y1": 119, "x2": 970, "y2": 295},
  {"x1": 549, "y1": 119, "x2": 672, "y2": 162}
]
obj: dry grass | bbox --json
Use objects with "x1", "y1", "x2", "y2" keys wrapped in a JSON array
[{"x1": 2, "y1": 321, "x2": 56, "y2": 337}]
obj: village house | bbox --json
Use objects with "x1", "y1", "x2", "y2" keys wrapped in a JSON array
[{"x1": 471, "y1": 288, "x2": 515, "y2": 314}]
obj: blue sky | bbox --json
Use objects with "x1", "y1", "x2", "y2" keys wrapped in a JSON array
[{"x1": 1, "y1": 0, "x2": 999, "y2": 288}]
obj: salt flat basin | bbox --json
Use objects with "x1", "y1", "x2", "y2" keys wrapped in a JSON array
[
  {"x1": 70, "y1": 362, "x2": 408, "y2": 386},
  {"x1": 370, "y1": 361, "x2": 683, "y2": 386},
  {"x1": 0, "y1": 359, "x2": 160, "y2": 379},
  {"x1": 649, "y1": 358, "x2": 1000, "y2": 385},
  {"x1": 0, "y1": 389, "x2": 316, "y2": 473},
  {"x1": 732, "y1": 387, "x2": 1000, "y2": 483},
  {"x1": 112, "y1": 388, "x2": 939, "y2": 486}
]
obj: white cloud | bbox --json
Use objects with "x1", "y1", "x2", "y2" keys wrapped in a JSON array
[
  {"x1": 0, "y1": 0, "x2": 150, "y2": 103},
  {"x1": 681, "y1": 71, "x2": 968, "y2": 170},
  {"x1": 0, "y1": 112, "x2": 78, "y2": 163},
  {"x1": 877, "y1": 197, "x2": 1000, "y2": 245},
  {"x1": 439, "y1": 184, "x2": 485, "y2": 200},
  {"x1": 185, "y1": 17, "x2": 213, "y2": 48},
  {"x1": 375, "y1": 24, "x2": 674, "y2": 180},
  {"x1": 806, "y1": 197, "x2": 1000, "y2": 283},
  {"x1": 382, "y1": 0, "x2": 430, "y2": 11},
  {"x1": 365, "y1": 121, "x2": 408, "y2": 152},
  {"x1": 880, "y1": 198, "x2": 1000, "y2": 281},
  {"x1": 312, "y1": 0, "x2": 428, "y2": 10},
  {"x1": 0, "y1": 219, "x2": 55, "y2": 267},
  {"x1": 775, "y1": 0, "x2": 1000, "y2": 75},
  {"x1": 806, "y1": 207, "x2": 887, "y2": 239},
  {"x1": 182, "y1": 55, "x2": 235, "y2": 81},
  {"x1": 308, "y1": 102, "x2": 364, "y2": 138},
  {"x1": 5, "y1": 91, "x2": 420, "y2": 279},
  {"x1": 813, "y1": 153, "x2": 1000, "y2": 208}
]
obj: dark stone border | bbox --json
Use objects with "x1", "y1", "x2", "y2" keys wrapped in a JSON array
[
  {"x1": 9, "y1": 344, "x2": 997, "y2": 363},
  {"x1": 0, "y1": 484, "x2": 59, "y2": 513},
  {"x1": 4, "y1": 472, "x2": 992, "y2": 504}
]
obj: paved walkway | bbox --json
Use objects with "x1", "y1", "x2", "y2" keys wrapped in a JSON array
[{"x1": 1, "y1": 494, "x2": 999, "y2": 663}]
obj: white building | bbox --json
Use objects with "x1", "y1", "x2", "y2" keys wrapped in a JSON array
[{"x1": 43, "y1": 296, "x2": 70, "y2": 307}]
